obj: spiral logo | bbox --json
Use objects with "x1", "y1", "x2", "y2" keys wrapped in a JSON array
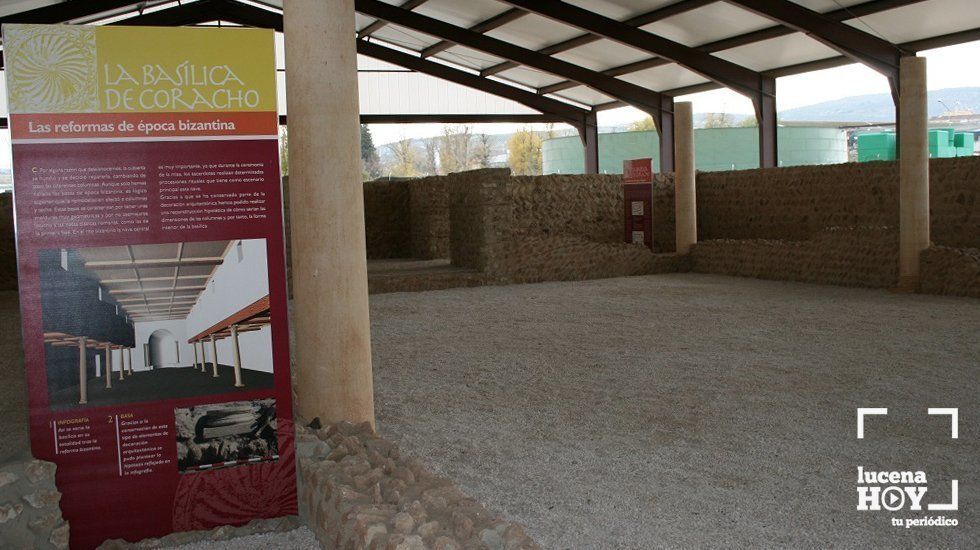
[{"x1": 6, "y1": 25, "x2": 98, "y2": 113}]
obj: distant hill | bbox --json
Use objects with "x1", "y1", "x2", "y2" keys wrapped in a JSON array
[{"x1": 780, "y1": 87, "x2": 980, "y2": 122}]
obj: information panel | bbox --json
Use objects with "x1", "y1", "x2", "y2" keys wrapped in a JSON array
[{"x1": 3, "y1": 24, "x2": 296, "y2": 548}]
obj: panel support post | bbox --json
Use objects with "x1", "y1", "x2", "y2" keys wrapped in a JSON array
[
  {"x1": 231, "y1": 325, "x2": 244, "y2": 387},
  {"x1": 210, "y1": 335, "x2": 219, "y2": 377},
  {"x1": 78, "y1": 337, "x2": 87, "y2": 405},
  {"x1": 757, "y1": 76, "x2": 777, "y2": 169},
  {"x1": 285, "y1": 0, "x2": 376, "y2": 426},
  {"x1": 897, "y1": 56, "x2": 929, "y2": 291},
  {"x1": 104, "y1": 345, "x2": 112, "y2": 389},
  {"x1": 580, "y1": 111, "x2": 599, "y2": 174},
  {"x1": 658, "y1": 95, "x2": 675, "y2": 174},
  {"x1": 675, "y1": 101, "x2": 697, "y2": 254}
]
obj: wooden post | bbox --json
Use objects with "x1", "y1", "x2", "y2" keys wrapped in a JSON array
[
  {"x1": 231, "y1": 325, "x2": 244, "y2": 387},
  {"x1": 117, "y1": 347, "x2": 124, "y2": 381},
  {"x1": 210, "y1": 335, "x2": 219, "y2": 377},
  {"x1": 78, "y1": 337, "x2": 87, "y2": 405},
  {"x1": 193, "y1": 341, "x2": 200, "y2": 370},
  {"x1": 104, "y1": 344, "x2": 112, "y2": 389}
]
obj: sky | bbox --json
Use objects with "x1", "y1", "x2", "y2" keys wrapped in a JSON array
[{"x1": 366, "y1": 40, "x2": 980, "y2": 146}]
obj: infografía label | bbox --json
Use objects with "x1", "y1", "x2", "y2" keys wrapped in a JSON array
[{"x1": 4, "y1": 24, "x2": 295, "y2": 549}]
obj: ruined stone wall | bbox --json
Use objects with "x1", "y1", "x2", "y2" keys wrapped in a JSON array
[
  {"x1": 363, "y1": 179, "x2": 411, "y2": 259},
  {"x1": 448, "y1": 169, "x2": 680, "y2": 285},
  {"x1": 409, "y1": 176, "x2": 451, "y2": 259},
  {"x1": 296, "y1": 421, "x2": 538, "y2": 549},
  {"x1": 689, "y1": 228, "x2": 900, "y2": 289},
  {"x1": 650, "y1": 156, "x2": 980, "y2": 251},
  {"x1": 920, "y1": 246, "x2": 980, "y2": 298},
  {"x1": 509, "y1": 174, "x2": 623, "y2": 244},
  {"x1": 0, "y1": 456, "x2": 68, "y2": 549}
]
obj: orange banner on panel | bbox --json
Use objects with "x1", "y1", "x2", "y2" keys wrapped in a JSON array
[{"x1": 10, "y1": 112, "x2": 278, "y2": 141}]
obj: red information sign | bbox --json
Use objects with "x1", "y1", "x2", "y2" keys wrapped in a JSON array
[
  {"x1": 4, "y1": 24, "x2": 295, "y2": 548},
  {"x1": 623, "y1": 157, "x2": 653, "y2": 184}
]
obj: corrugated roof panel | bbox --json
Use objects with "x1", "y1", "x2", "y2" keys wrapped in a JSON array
[
  {"x1": 484, "y1": 13, "x2": 584, "y2": 50},
  {"x1": 494, "y1": 66, "x2": 567, "y2": 90},
  {"x1": 0, "y1": 0, "x2": 60, "y2": 17},
  {"x1": 563, "y1": 0, "x2": 684, "y2": 21},
  {"x1": 369, "y1": 24, "x2": 443, "y2": 51},
  {"x1": 548, "y1": 85, "x2": 615, "y2": 107},
  {"x1": 553, "y1": 38, "x2": 654, "y2": 72},
  {"x1": 434, "y1": 45, "x2": 507, "y2": 71},
  {"x1": 843, "y1": 0, "x2": 980, "y2": 44},
  {"x1": 617, "y1": 63, "x2": 711, "y2": 92},
  {"x1": 714, "y1": 34, "x2": 843, "y2": 72},
  {"x1": 789, "y1": 0, "x2": 874, "y2": 12},
  {"x1": 640, "y1": 2, "x2": 776, "y2": 47},
  {"x1": 413, "y1": 0, "x2": 507, "y2": 28}
]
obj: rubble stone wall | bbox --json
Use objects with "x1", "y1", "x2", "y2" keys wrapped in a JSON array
[
  {"x1": 447, "y1": 169, "x2": 679, "y2": 284},
  {"x1": 363, "y1": 179, "x2": 412, "y2": 259},
  {"x1": 919, "y1": 246, "x2": 980, "y2": 298},
  {"x1": 409, "y1": 176, "x2": 451, "y2": 260},
  {"x1": 689, "y1": 228, "x2": 900, "y2": 289},
  {"x1": 0, "y1": 455, "x2": 68, "y2": 549},
  {"x1": 296, "y1": 421, "x2": 539, "y2": 549},
  {"x1": 651, "y1": 156, "x2": 979, "y2": 252}
]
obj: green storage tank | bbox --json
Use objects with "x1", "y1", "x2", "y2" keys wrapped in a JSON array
[{"x1": 541, "y1": 127, "x2": 848, "y2": 174}]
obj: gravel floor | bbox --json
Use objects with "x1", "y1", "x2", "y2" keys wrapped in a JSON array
[
  {"x1": 2, "y1": 274, "x2": 978, "y2": 548},
  {"x1": 369, "y1": 274, "x2": 979, "y2": 549}
]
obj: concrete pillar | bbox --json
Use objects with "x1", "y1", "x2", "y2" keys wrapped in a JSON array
[
  {"x1": 143, "y1": 343, "x2": 150, "y2": 369},
  {"x1": 210, "y1": 335, "x2": 218, "y2": 377},
  {"x1": 674, "y1": 101, "x2": 697, "y2": 254},
  {"x1": 231, "y1": 325, "x2": 244, "y2": 387},
  {"x1": 104, "y1": 345, "x2": 112, "y2": 389},
  {"x1": 126, "y1": 348, "x2": 132, "y2": 375},
  {"x1": 193, "y1": 342, "x2": 200, "y2": 370},
  {"x1": 117, "y1": 348, "x2": 124, "y2": 381},
  {"x1": 898, "y1": 56, "x2": 929, "y2": 291},
  {"x1": 78, "y1": 338, "x2": 87, "y2": 405},
  {"x1": 284, "y1": 0, "x2": 375, "y2": 426},
  {"x1": 174, "y1": 341, "x2": 180, "y2": 363},
  {"x1": 200, "y1": 341, "x2": 207, "y2": 372}
]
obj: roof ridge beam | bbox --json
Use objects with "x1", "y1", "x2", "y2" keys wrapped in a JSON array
[
  {"x1": 724, "y1": 0, "x2": 902, "y2": 86},
  {"x1": 354, "y1": 0, "x2": 665, "y2": 118},
  {"x1": 481, "y1": 0, "x2": 715, "y2": 77},
  {"x1": 496, "y1": 0, "x2": 766, "y2": 102},
  {"x1": 421, "y1": 8, "x2": 528, "y2": 58}
]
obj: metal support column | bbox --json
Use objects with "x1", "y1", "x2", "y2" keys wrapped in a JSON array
[{"x1": 757, "y1": 76, "x2": 777, "y2": 168}]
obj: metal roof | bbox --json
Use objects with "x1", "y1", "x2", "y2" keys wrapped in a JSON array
[
  {"x1": 0, "y1": 0, "x2": 976, "y2": 141},
  {"x1": 0, "y1": 1, "x2": 975, "y2": 110}
]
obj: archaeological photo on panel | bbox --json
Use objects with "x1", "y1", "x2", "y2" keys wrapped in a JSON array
[
  {"x1": 175, "y1": 399, "x2": 279, "y2": 472},
  {"x1": 40, "y1": 239, "x2": 276, "y2": 409}
]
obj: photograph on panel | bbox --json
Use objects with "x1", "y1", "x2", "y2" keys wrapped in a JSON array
[
  {"x1": 39, "y1": 239, "x2": 275, "y2": 410},
  {"x1": 175, "y1": 399, "x2": 279, "y2": 473}
]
